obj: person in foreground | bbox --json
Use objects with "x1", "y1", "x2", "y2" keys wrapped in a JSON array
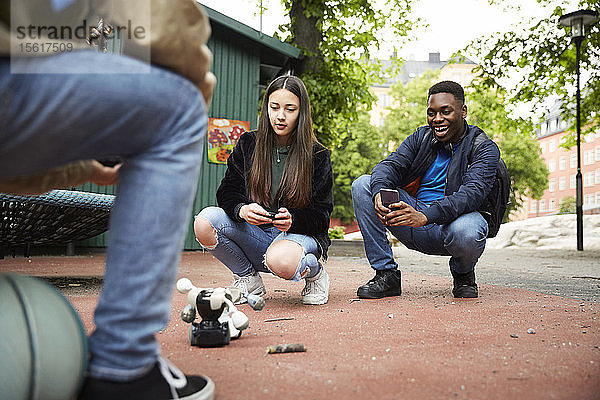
[
  {"x1": 0, "y1": 1, "x2": 216, "y2": 399},
  {"x1": 194, "y1": 75, "x2": 333, "y2": 305},
  {"x1": 351, "y1": 80, "x2": 500, "y2": 299}
]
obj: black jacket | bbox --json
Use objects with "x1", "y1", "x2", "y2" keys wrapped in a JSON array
[
  {"x1": 370, "y1": 123, "x2": 500, "y2": 225},
  {"x1": 216, "y1": 131, "x2": 333, "y2": 259}
]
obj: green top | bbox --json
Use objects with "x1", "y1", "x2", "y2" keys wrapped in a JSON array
[{"x1": 270, "y1": 145, "x2": 289, "y2": 212}]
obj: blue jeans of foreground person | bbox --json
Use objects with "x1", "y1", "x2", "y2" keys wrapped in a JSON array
[
  {"x1": 196, "y1": 206, "x2": 320, "y2": 280},
  {"x1": 0, "y1": 51, "x2": 207, "y2": 381},
  {"x1": 351, "y1": 175, "x2": 488, "y2": 274}
]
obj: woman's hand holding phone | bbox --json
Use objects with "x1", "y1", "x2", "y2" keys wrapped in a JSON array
[
  {"x1": 239, "y1": 204, "x2": 292, "y2": 231},
  {"x1": 270, "y1": 208, "x2": 292, "y2": 232},
  {"x1": 239, "y1": 203, "x2": 273, "y2": 225}
]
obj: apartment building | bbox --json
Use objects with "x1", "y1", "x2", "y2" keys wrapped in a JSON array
[{"x1": 523, "y1": 100, "x2": 600, "y2": 217}]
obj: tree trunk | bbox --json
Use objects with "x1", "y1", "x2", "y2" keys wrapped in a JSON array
[{"x1": 289, "y1": 0, "x2": 323, "y2": 75}]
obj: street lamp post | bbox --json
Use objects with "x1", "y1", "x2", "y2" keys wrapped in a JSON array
[{"x1": 558, "y1": 9, "x2": 599, "y2": 251}]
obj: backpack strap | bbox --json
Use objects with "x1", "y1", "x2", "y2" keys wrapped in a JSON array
[{"x1": 467, "y1": 129, "x2": 489, "y2": 165}]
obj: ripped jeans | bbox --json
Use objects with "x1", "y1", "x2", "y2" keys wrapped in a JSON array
[{"x1": 196, "y1": 206, "x2": 320, "y2": 280}]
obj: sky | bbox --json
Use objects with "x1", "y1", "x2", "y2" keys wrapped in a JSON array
[{"x1": 198, "y1": 0, "x2": 577, "y2": 62}]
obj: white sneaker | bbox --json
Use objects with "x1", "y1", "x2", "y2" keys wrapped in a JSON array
[
  {"x1": 301, "y1": 268, "x2": 329, "y2": 305},
  {"x1": 231, "y1": 272, "x2": 266, "y2": 304}
]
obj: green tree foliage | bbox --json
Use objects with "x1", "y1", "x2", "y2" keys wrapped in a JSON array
[
  {"x1": 466, "y1": 0, "x2": 600, "y2": 142},
  {"x1": 468, "y1": 84, "x2": 549, "y2": 210},
  {"x1": 383, "y1": 70, "x2": 440, "y2": 145},
  {"x1": 559, "y1": 195, "x2": 576, "y2": 214},
  {"x1": 384, "y1": 73, "x2": 548, "y2": 215},
  {"x1": 330, "y1": 111, "x2": 385, "y2": 222},
  {"x1": 277, "y1": 0, "x2": 417, "y2": 147}
]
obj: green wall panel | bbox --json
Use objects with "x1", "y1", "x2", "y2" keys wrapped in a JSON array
[
  {"x1": 184, "y1": 30, "x2": 260, "y2": 249},
  {"x1": 77, "y1": 28, "x2": 261, "y2": 250}
]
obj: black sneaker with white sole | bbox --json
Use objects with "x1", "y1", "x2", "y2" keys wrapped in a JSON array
[{"x1": 78, "y1": 357, "x2": 214, "y2": 400}]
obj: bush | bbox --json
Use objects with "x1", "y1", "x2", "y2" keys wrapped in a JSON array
[
  {"x1": 559, "y1": 196, "x2": 576, "y2": 214},
  {"x1": 328, "y1": 226, "x2": 345, "y2": 240}
]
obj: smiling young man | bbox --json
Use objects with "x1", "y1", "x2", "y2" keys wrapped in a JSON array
[{"x1": 351, "y1": 81, "x2": 500, "y2": 299}]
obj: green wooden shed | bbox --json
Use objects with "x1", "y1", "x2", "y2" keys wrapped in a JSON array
[{"x1": 78, "y1": 5, "x2": 300, "y2": 250}]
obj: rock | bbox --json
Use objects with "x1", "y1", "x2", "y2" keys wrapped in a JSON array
[{"x1": 487, "y1": 215, "x2": 600, "y2": 249}]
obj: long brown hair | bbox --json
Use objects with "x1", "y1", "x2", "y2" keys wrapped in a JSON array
[{"x1": 248, "y1": 75, "x2": 316, "y2": 208}]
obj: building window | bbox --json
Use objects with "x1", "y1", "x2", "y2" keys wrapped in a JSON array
[
  {"x1": 548, "y1": 159, "x2": 556, "y2": 172},
  {"x1": 585, "y1": 150, "x2": 594, "y2": 165},
  {"x1": 549, "y1": 199, "x2": 556, "y2": 211},
  {"x1": 540, "y1": 142, "x2": 546, "y2": 154},
  {"x1": 383, "y1": 95, "x2": 391, "y2": 107},
  {"x1": 596, "y1": 168, "x2": 600, "y2": 184},
  {"x1": 596, "y1": 192, "x2": 600, "y2": 206},
  {"x1": 570, "y1": 174, "x2": 576, "y2": 188},
  {"x1": 585, "y1": 194, "x2": 593, "y2": 206},
  {"x1": 530, "y1": 200, "x2": 537, "y2": 213},
  {"x1": 559, "y1": 176, "x2": 566, "y2": 190},
  {"x1": 549, "y1": 178, "x2": 556, "y2": 192},
  {"x1": 596, "y1": 146, "x2": 600, "y2": 162},
  {"x1": 539, "y1": 200, "x2": 546, "y2": 212},
  {"x1": 570, "y1": 154, "x2": 577, "y2": 168},
  {"x1": 584, "y1": 172, "x2": 594, "y2": 187},
  {"x1": 378, "y1": 94, "x2": 392, "y2": 107},
  {"x1": 559, "y1": 157, "x2": 566, "y2": 170},
  {"x1": 549, "y1": 139, "x2": 556, "y2": 152}
]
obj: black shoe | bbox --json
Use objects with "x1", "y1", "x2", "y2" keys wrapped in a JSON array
[
  {"x1": 451, "y1": 270, "x2": 478, "y2": 298},
  {"x1": 78, "y1": 357, "x2": 214, "y2": 400},
  {"x1": 357, "y1": 269, "x2": 402, "y2": 299}
]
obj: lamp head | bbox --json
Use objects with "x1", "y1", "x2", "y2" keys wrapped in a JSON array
[{"x1": 559, "y1": 9, "x2": 599, "y2": 39}]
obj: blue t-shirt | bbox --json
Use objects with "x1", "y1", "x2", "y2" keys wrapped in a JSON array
[{"x1": 415, "y1": 144, "x2": 459, "y2": 204}]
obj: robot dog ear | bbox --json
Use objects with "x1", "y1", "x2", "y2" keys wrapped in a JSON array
[
  {"x1": 210, "y1": 288, "x2": 228, "y2": 310},
  {"x1": 225, "y1": 286, "x2": 242, "y2": 303}
]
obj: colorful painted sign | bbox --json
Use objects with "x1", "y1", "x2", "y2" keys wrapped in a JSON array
[{"x1": 206, "y1": 118, "x2": 250, "y2": 164}]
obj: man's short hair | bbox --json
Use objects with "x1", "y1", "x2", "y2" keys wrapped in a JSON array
[{"x1": 428, "y1": 81, "x2": 465, "y2": 104}]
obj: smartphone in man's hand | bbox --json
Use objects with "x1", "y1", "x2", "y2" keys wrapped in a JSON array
[{"x1": 380, "y1": 189, "x2": 399, "y2": 207}]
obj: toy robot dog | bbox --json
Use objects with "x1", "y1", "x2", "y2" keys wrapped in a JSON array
[{"x1": 176, "y1": 278, "x2": 265, "y2": 347}]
